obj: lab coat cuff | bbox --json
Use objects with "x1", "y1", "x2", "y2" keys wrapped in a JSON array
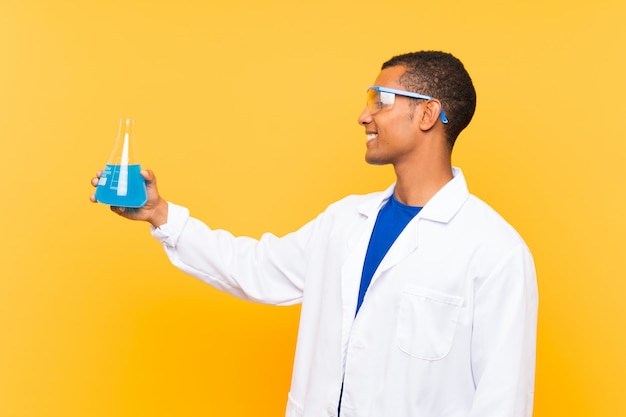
[{"x1": 150, "y1": 202, "x2": 190, "y2": 248}]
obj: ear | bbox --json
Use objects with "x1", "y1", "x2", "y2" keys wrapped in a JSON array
[{"x1": 417, "y1": 99, "x2": 444, "y2": 131}]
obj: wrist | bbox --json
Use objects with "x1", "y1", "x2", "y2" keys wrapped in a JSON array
[{"x1": 149, "y1": 199, "x2": 169, "y2": 228}]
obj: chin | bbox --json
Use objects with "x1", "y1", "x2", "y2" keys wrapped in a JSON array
[{"x1": 365, "y1": 155, "x2": 388, "y2": 166}]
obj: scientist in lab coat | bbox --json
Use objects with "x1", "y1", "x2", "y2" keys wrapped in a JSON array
[{"x1": 91, "y1": 51, "x2": 538, "y2": 417}]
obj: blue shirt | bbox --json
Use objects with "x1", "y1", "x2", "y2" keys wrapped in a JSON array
[{"x1": 355, "y1": 193, "x2": 422, "y2": 315}]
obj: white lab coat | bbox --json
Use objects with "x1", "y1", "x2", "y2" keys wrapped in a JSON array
[{"x1": 152, "y1": 167, "x2": 538, "y2": 417}]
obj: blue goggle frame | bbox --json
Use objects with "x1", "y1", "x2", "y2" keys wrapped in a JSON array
[{"x1": 366, "y1": 86, "x2": 448, "y2": 124}]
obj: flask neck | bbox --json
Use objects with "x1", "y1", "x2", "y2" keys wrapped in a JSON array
[{"x1": 107, "y1": 118, "x2": 138, "y2": 165}]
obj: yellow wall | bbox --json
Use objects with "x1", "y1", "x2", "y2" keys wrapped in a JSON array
[{"x1": 1, "y1": 0, "x2": 624, "y2": 415}]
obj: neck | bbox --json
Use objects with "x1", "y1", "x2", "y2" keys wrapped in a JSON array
[{"x1": 393, "y1": 153, "x2": 453, "y2": 207}]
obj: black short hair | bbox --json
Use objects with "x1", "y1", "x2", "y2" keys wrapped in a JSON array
[{"x1": 382, "y1": 51, "x2": 476, "y2": 149}]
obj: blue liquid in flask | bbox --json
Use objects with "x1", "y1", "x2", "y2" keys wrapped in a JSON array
[{"x1": 95, "y1": 163, "x2": 147, "y2": 208}]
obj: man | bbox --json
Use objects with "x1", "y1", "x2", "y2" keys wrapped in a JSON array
[{"x1": 91, "y1": 51, "x2": 538, "y2": 417}]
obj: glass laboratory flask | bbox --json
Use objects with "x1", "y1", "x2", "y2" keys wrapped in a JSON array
[{"x1": 95, "y1": 118, "x2": 147, "y2": 208}]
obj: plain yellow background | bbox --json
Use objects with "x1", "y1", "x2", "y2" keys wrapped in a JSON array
[{"x1": 1, "y1": 0, "x2": 625, "y2": 416}]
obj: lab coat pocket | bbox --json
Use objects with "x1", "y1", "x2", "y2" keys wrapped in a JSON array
[{"x1": 397, "y1": 286, "x2": 464, "y2": 360}]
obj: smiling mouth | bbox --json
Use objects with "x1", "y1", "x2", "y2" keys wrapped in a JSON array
[{"x1": 366, "y1": 133, "x2": 378, "y2": 141}]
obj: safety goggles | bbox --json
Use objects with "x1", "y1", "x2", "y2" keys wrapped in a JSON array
[{"x1": 366, "y1": 86, "x2": 448, "y2": 124}]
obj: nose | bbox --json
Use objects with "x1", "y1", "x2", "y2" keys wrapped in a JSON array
[{"x1": 358, "y1": 106, "x2": 372, "y2": 126}]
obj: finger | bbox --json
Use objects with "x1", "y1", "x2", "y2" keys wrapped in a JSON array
[
  {"x1": 110, "y1": 206, "x2": 126, "y2": 215},
  {"x1": 91, "y1": 170, "x2": 103, "y2": 187}
]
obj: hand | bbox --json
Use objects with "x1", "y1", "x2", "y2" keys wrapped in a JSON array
[{"x1": 90, "y1": 169, "x2": 169, "y2": 228}]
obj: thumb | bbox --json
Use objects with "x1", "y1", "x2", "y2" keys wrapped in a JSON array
[{"x1": 141, "y1": 169, "x2": 157, "y2": 188}]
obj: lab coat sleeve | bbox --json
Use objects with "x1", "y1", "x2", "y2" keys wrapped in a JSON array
[
  {"x1": 469, "y1": 243, "x2": 538, "y2": 417},
  {"x1": 151, "y1": 202, "x2": 315, "y2": 306}
]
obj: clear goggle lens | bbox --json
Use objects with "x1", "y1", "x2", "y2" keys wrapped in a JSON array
[{"x1": 366, "y1": 89, "x2": 395, "y2": 114}]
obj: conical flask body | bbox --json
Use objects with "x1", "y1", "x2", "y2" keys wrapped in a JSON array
[{"x1": 95, "y1": 118, "x2": 147, "y2": 208}]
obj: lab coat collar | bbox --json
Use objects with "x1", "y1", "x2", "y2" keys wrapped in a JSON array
[{"x1": 357, "y1": 167, "x2": 469, "y2": 224}]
